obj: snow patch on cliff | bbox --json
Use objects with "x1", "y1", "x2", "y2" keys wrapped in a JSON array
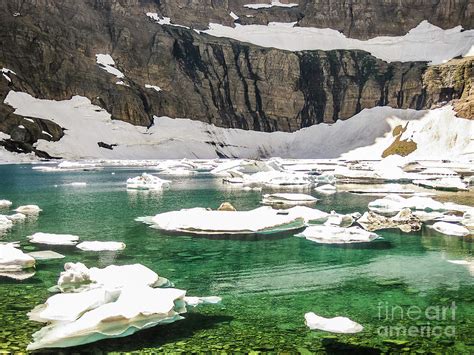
[
  {"x1": 203, "y1": 21, "x2": 473, "y2": 65},
  {"x1": 244, "y1": 1, "x2": 298, "y2": 9}
]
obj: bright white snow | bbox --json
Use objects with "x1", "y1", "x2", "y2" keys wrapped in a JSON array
[
  {"x1": 4, "y1": 91, "x2": 473, "y2": 161},
  {"x1": 96, "y1": 54, "x2": 124, "y2": 79},
  {"x1": 244, "y1": 1, "x2": 298, "y2": 9},
  {"x1": 203, "y1": 21, "x2": 473, "y2": 64}
]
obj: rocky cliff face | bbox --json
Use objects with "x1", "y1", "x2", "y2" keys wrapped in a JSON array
[{"x1": 0, "y1": 0, "x2": 472, "y2": 156}]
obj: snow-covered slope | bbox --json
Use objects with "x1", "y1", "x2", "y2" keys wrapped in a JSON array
[
  {"x1": 201, "y1": 21, "x2": 473, "y2": 64},
  {"x1": 1, "y1": 91, "x2": 472, "y2": 162}
]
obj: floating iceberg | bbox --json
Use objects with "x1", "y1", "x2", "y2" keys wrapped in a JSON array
[
  {"x1": 305, "y1": 312, "x2": 363, "y2": 333},
  {"x1": 324, "y1": 211, "x2": 358, "y2": 227},
  {"x1": 432, "y1": 222, "x2": 470, "y2": 237},
  {"x1": 126, "y1": 173, "x2": 171, "y2": 190},
  {"x1": 27, "y1": 263, "x2": 221, "y2": 350},
  {"x1": 283, "y1": 206, "x2": 329, "y2": 224},
  {"x1": 76, "y1": 241, "x2": 126, "y2": 252},
  {"x1": 261, "y1": 193, "x2": 317, "y2": 207},
  {"x1": 145, "y1": 206, "x2": 306, "y2": 236},
  {"x1": 15, "y1": 205, "x2": 42, "y2": 214},
  {"x1": 357, "y1": 208, "x2": 421, "y2": 233},
  {"x1": 0, "y1": 199, "x2": 12, "y2": 208},
  {"x1": 27, "y1": 232, "x2": 79, "y2": 246},
  {"x1": 297, "y1": 225, "x2": 379, "y2": 244},
  {"x1": 0, "y1": 244, "x2": 36, "y2": 279}
]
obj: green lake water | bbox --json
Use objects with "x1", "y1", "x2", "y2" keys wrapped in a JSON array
[{"x1": 0, "y1": 164, "x2": 473, "y2": 353}]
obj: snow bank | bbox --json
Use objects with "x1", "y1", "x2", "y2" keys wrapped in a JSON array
[
  {"x1": 244, "y1": 1, "x2": 298, "y2": 9},
  {"x1": 96, "y1": 54, "x2": 124, "y2": 79},
  {"x1": 203, "y1": 21, "x2": 473, "y2": 64},
  {"x1": 3, "y1": 91, "x2": 473, "y2": 161}
]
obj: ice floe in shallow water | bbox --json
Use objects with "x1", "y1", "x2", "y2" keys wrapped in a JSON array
[
  {"x1": 0, "y1": 244, "x2": 36, "y2": 279},
  {"x1": 27, "y1": 263, "x2": 221, "y2": 350},
  {"x1": 28, "y1": 250, "x2": 65, "y2": 260},
  {"x1": 367, "y1": 194, "x2": 459, "y2": 216},
  {"x1": 27, "y1": 232, "x2": 79, "y2": 246},
  {"x1": 315, "y1": 184, "x2": 336, "y2": 195},
  {"x1": 15, "y1": 204, "x2": 42, "y2": 214},
  {"x1": 57, "y1": 263, "x2": 171, "y2": 293},
  {"x1": 324, "y1": 211, "x2": 358, "y2": 228},
  {"x1": 126, "y1": 173, "x2": 171, "y2": 190},
  {"x1": 68, "y1": 182, "x2": 87, "y2": 187},
  {"x1": 6, "y1": 212, "x2": 26, "y2": 222},
  {"x1": 283, "y1": 206, "x2": 329, "y2": 224},
  {"x1": 413, "y1": 178, "x2": 468, "y2": 192},
  {"x1": 447, "y1": 260, "x2": 474, "y2": 276},
  {"x1": 0, "y1": 215, "x2": 13, "y2": 235},
  {"x1": 261, "y1": 193, "x2": 317, "y2": 207},
  {"x1": 357, "y1": 208, "x2": 422, "y2": 233},
  {"x1": 0, "y1": 199, "x2": 12, "y2": 208},
  {"x1": 431, "y1": 222, "x2": 470, "y2": 237},
  {"x1": 297, "y1": 225, "x2": 380, "y2": 244},
  {"x1": 144, "y1": 206, "x2": 305, "y2": 236},
  {"x1": 305, "y1": 312, "x2": 363, "y2": 334},
  {"x1": 76, "y1": 241, "x2": 126, "y2": 252}
]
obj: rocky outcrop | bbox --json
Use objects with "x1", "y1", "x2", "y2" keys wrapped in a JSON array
[{"x1": 0, "y1": 0, "x2": 472, "y2": 158}]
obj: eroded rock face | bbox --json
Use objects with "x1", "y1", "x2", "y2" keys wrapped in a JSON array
[{"x1": 0, "y1": 0, "x2": 471, "y2": 157}]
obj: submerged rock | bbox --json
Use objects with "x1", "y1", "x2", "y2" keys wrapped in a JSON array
[
  {"x1": 297, "y1": 225, "x2": 379, "y2": 244},
  {"x1": 217, "y1": 202, "x2": 236, "y2": 212},
  {"x1": 27, "y1": 263, "x2": 221, "y2": 350},
  {"x1": 305, "y1": 312, "x2": 363, "y2": 333},
  {"x1": 357, "y1": 208, "x2": 421, "y2": 232},
  {"x1": 28, "y1": 250, "x2": 65, "y2": 260}
]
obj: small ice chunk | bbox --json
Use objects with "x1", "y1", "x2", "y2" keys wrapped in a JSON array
[
  {"x1": 0, "y1": 200, "x2": 12, "y2": 208},
  {"x1": 76, "y1": 241, "x2": 126, "y2": 252},
  {"x1": 69, "y1": 182, "x2": 87, "y2": 186},
  {"x1": 0, "y1": 244, "x2": 36, "y2": 271},
  {"x1": 297, "y1": 225, "x2": 379, "y2": 244},
  {"x1": 28, "y1": 232, "x2": 79, "y2": 246},
  {"x1": 305, "y1": 312, "x2": 363, "y2": 333},
  {"x1": 261, "y1": 193, "x2": 317, "y2": 207},
  {"x1": 432, "y1": 222, "x2": 470, "y2": 237},
  {"x1": 15, "y1": 205, "x2": 42, "y2": 214}
]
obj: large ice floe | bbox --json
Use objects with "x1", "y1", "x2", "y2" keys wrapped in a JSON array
[
  {"x1": 297, "y1": 226, "x2": 380, "y2": 244},
  {"x1": 140, "y1": 206, "x2": 306, "y2": 236},
  {"x1": 261, "y1": 193, "x2": 318, "y2": 208},
  {"x1": 27, "y1": 262, "x2": 221, "y2": 350},
  {"x1": 305, "y1": 312, "x2": 364, "y2": 334},
  {"x1": 413, "y1": 178, "x2": 469, "y2": 192},
  {"x1": 126, "y1": 173, "x2": 171, "y2": 190},
  {"x1": 27, "y1": 232, "x2": 80, "y2": 246},
  {"x1": 0, "y1": 244, "x2": 36, "y2": 280}
]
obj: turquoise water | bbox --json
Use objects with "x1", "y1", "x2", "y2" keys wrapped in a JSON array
[{"x1": 0, "y1": 164, "x2": 473, "y2": 353}]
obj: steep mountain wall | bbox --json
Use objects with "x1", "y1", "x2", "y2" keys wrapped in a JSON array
[{"x1": 0, "y1": 0, "x2": 472, "y2": 157}]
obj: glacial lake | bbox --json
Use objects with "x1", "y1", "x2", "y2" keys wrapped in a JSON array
[{"x1": 0, "y1": 164, "x2": 472, "y2": 353}]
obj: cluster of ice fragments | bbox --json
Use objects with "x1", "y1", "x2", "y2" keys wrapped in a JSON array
[{"x1": 27, "y1": 262, "x2": 221, "y2": 350}]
